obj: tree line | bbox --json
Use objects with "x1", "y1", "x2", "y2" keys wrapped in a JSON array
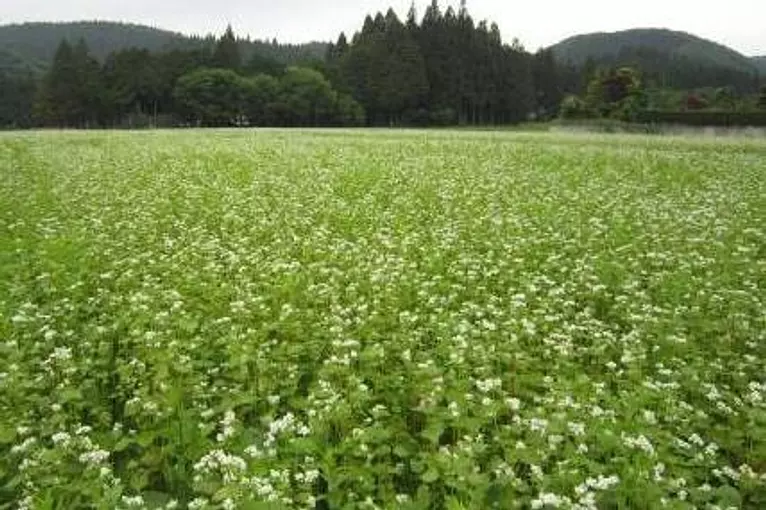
[
  {"x1": 560, "y1": 65, "x2": 766, "y2": 125},
  {"x1": 1, "y1": 2, "x2": 575, "y2": 129},
  {"x1": 324, "y1": 1, "x2": 572, "y2": 126},
  {"x1": 1, "y1": 1, "x2": 763, "y2": 129},
  {"x1": 24, "y1": 26, "x2": 364, "y2": 128}
]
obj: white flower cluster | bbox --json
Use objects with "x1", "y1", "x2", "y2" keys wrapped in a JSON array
[
  {"x1": 294, "y1": 468, "x2": 320, "y2": 485},
  {"x1": 506, "y1": 397, "x2": 522, "y2": 411},
  {"x1": 575, "y1": 474, "x2": 620, "y2": 496},
  {"x1": 51, "y1": 431, "x2": 72, "y2": 447},
  {"x1": 193, "y1": 449, "x2": 247, "y2": 483},
  {"x1": 121, "y1": 495, "x2": 145, "y2": 508},
  {"x1": 567, "y1": 422, "x2": 586, "y2": 437},
  {"x1": 475, "y1": 377, "x2": 502, "y2": 393},
  {"x1": 11, "y1": 437, "x2": 37, "y2": 455},
  {"x1": 264, "y1": 412, "x2": 310, "y2": 448},
  {"x1": 531, "y1": 492, "x2": 568, "y2": 509},
  {"x1": 78, "y1": 449, "x2": 110, "y2": 465},
  {"x1": 621, "y1": 432, "x2": 655, "y2": 456},
  {"x1": 529, "y1": 417, "x2": 549, "y2": 433},
  {"x1": 216, "y1": 410, "x2": 237, "y2": 442}
]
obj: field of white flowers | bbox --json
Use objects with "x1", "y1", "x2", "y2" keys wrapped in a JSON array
[{"x1": 0, "y1": 129, "x2": 764, "y2": 509}]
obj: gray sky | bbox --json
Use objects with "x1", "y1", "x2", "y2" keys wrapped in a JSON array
[{"x1": 1, "y1": 0, "x2": 764, "y2": 55}]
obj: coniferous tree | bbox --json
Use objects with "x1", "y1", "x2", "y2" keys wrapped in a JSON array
[
  {"x1": 0, "y1": 71, "x2": 37, "y2": 127},
  {"x1": 35, "y1": 38, "x2": 103, "y2": 127},
  {"x1": 213, "y1": 25, "x2": 242, "y2": 70},
  {"x1": 102, "y1": 48, "x2": 161, "y2": 126},
  {"x1": 532, "y1": 49, "x2": 562, "y2": 118},
  {"x1": 757, "y1": 86, "x2": 766, "y2": 109}
]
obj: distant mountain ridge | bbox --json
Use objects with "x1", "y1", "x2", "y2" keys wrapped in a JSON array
[
  {"x1": 550, "y1": 28, "x2": 757, "y2": 74},
  {"x1": 753, "y1": 56, "x2": 766, "y2": 74},
  {"x1": 549, "y1": 28, "x2": 761, "y2": 91},
  {"x1": 0, "y1": 21, "x2": 328, "y2": 69}
]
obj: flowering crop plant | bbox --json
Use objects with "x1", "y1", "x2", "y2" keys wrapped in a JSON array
[{"x1": 0, "y1": 129, "x2": 764, "y2": 509}]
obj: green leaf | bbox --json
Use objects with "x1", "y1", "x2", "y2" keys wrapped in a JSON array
[
  {"x1": 128, "y1": 470, "x2": 149, "y2": 491},
  {"x1": 422, "y1": 468, "x2": 440, "y2": 484},
  {"x1": 716, "y1": 486, "x2": 742, "y2": 507},
  {"x1": 0, "y1": 427, "x2": 16, "y2": 445},
  {"x1": 113, "y1": 437, "x2": 133, "y2": 452},
  {"x1": 59, "y1": 388, "x2": 83, "y2": 402},
  {"x1": 446, "y1": 498, "x2": 467, "y2": 510},
  {"x1": 136, "y1": 431, "x2": 155, "y2": 448}
]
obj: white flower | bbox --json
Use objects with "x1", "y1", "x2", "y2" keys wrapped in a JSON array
[
  {"x1": 506, "y1": 397, "x2": 522, "y2": 411},
  {"x1": 121, "y1": 495, "x2": 145, "y2": 507},
  {"x1": 75, "y1": 425, "x2": 92, "y2": 436},
  {"x1": 568, "y1": 422, "x2": 586, "y2": 437},
  {"x1": 245, "y1": 444, "x2": 263, "y2": 458},
  {"x1": 194, "y1": 450, "x2": 246, "y2": 474},
  {"x1": 532, "y1": 492, "x2": 563, "y2": 509},
  {"x1": 51, "y1": 431, "x2": 71, "y2": 446},
  {"x1": 11, "y1": 437, "x2": 37, "y2": 454},
  {"x1": 50, "y1": 346, "x2": 72, "y2": 361},
  {"x1": 529, "y1": 418, "x2": 548, "y2": 433},
  {"x1": 622, "y1": 433, "x2": 655, "y2": 456},
  {"x1": 217, "y1": 410, "x2": 237, "y2": 442},
  {"x1": 79, "y1": 449, "x2": 110, "y2": 465},
  {"x1": 188, "y1": 498, "x2": 208, "y2": 510},
  {"x1": 476, "y1": 378, "x2": 502, "y2": 393}
]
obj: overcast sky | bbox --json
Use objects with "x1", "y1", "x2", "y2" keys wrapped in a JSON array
[{"x1": 1, "y1": 0, "x2": 764, "y2": 55}]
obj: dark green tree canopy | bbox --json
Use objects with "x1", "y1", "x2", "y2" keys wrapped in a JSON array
[
  {"x1": 2, "y1": 5, "x2": 762, "y2": 129},
  {"x1": 213, "y1": 25, "x2": 242, "y2": 70}
]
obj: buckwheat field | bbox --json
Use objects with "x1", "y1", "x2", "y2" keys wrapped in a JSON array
[{"x1": 1, "y1": 130, "x2": 765, "y2": 510}]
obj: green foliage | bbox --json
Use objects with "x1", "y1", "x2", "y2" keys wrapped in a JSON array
[
  {"x1": 101, "y1": 48, "x2": 162, "y2": 125},
  {"x1": 274, "y1": 67, "x2": 337, "y2": 126},
  {"x1": 172, "y1": 66, "x2": 365, "y2": 127},
  {"x1": 635, "y1": 109, "x2": 766, "y2": 126},
  {"x1": 532, "y1": 49, "x2": 563, "y2": 118},
  {"x1": 244, "y1": 53, "x2": 285, "y2": 77},
  {"x1": 241, "y1": 74, "x2": 280, "y2": 125},
  {"x1": 173, "y1": 68, "x2": 248, "y2": 126},
  {"x1": 212, "y1": 25, "x2": 241, "y2": 71},
  {"x1": 559, "y1": 94, "x2": 592, "y2": 119},
  {"x1": 0, "y1": 21, "x2": 328, "y2": 67},
  {"x1": 1, "y1": 13, "x2": 762, "y2": 129},
  {"x1": 0, "y1": 129, "x2": 765, "y2": 508},
  {"x1": 582, "y1": 66, "x2": 646, "y2": 121},
  {"x1": 758, "y1": 86, "x2": 766, "y2": 110},
  {"x1": 333, "y1": 2, "x2": 537, "y2": 126},
  {"x1": 34, "y1": 38, "x2": 103, "y2": 127},
  {"x1": 0, "y1": 70, "x2": 37, "y2": 128},
  {"x1": 551, "y1": 28, "x2": 756, "y2": 77}
]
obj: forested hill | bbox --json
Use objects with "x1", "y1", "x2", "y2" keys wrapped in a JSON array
[
  {"x1": 549, "y1": 28, "x2": 759, "y2": 91},
  {"x1": 0, "y1": 48, "x2": 46, "y2": 75},
  {"x1": 551, "y1": 28, "x2": 755, "y2": 72},
  {"x1": 0, "y1": 21, "x2": 328, "y2": 67},
  {"x1": 753, "y1": 56, "x2": 766, "y2": 74}
]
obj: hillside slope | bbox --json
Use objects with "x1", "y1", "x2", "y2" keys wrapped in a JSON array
[
  {"x1": 0, "y1": 48, "x2": 46, "y2": 75},
  {"x1": 752, "y1": 56, "x2": 766, "y2": 74},
  {"x1": 550, "y1": 28, "x2": 759, "y2": 91},
  {"x1": 551, "y1": 28, "x2": 756, "y2": 74},
  {"x1": 0, "y1": 21, "x2": 328, "y2": 67}
]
